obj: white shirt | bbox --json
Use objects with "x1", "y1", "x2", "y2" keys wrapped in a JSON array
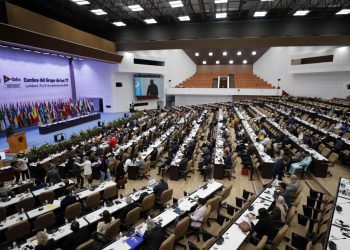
[
  {"x1": 124, "y1": 159, "x2": 132, "y2": 172},
  {"x1": 17, "y1": 158, "x2": 28, "y2": 171},
  {"x1": 76, "y1": 160, "x2": 92, "y2": 175},
  {"x1": 97, "y1": 217, "x2": 115, "y2": 235},
  {"x1": 261, "y1": 137, "x2": 271, "y2": 146}
]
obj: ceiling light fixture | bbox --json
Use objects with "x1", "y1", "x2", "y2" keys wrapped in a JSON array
[
  {"x1": 209, "y1": 52, "x2": 213, "y2": 56},
  {"x1": 293, "y1": 10, "x2": 310, "y2": 16},
  {"x1": 195, "y1": 52, "x2": 199, "y2": 56},
  {"x1": 254, "y1": 11, "x2": 267, "y2": 17},
  {"x1": 223, "y1": 51, "x2": 227, "y2": 56},
  {"x1": 243, "y1": 59, "x2": 247, "y2": 64},
  {"x1": 260, "y1": 0, "x2": 274, "y2": 1},
  {"x1": 91, "y1": 9, "x2": 107, "y2": 15},
  {"x1": 72, "y1": 0, "x2": 90, "y2": 5},
  {"x1": 113, "y1": 21, "x2": 126, "y2": 27},
  {"x1": 216, "y1": 61, "x2": 220, "y2": 64},
  {"x1": 237, "y1": 51, "x2": 242, "y2": 56},
  {"x1": 128, "y1": 4, "x2": 144, "y2": 11},
  {"x1": 336, "y1": 9, "x2": 350, "y2": 15},
  {"x1": 252, "y1": 51, "x2": 257, "y2": 55},
  {"x1": 144, "y1": 18, "x2": 157, "y2": 24},
  {"x1": 178, "y1": 15, "x2": 190, "y2": 21},
  {"x1": 229, "y1": 60, "x2": 234, "y2": 64},
  {"x1": 214, "y1": 0, "x2": 228, "y2": 3},
  {"x1": 216, "y1": 12, "x2": 227, "y2": 19},
  {"x1": 202, "y1": 61, "x2": 207, "y2": 64},
  {"x1": 169, "y1": 1, "x2": 183, "y2": 8}
]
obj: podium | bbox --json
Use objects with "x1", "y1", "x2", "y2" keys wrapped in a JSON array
[{"x1": 7, "y1": 132, "x2": 28, "y2": 153}]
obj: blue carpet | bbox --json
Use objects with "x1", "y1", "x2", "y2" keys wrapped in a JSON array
[{"x1": 0, "y1": 112, "x2": 128, "y2": 150}]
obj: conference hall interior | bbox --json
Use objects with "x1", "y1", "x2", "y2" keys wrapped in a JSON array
[{"x1": 0, "y1": 0, "x2": 350, "y2": 249}]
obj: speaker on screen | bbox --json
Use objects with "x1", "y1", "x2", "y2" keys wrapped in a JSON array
[
  {"x1": 98, "y1": 120, "x2": 105, "y2": 127},
  {"x1": 54, "y1": 133, "x2": 66, "y2": 142},
  {"x1": 115, "y1": 82, "x2": 123, "y2": 87}
]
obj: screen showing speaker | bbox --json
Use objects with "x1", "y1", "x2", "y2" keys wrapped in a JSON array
[
  {"x1": 134, "y1": 74, "x2": 163, "y2": 99},
  {"x1": 98, "y1": 120, "x2": 105, "y2": 127},
  {"x1": 54, "y1": 133, "x2": 66, "y2": 142}
]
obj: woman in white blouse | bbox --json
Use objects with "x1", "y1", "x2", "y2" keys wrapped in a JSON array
[
  {"x1": 75, "y1": 156, "x2": 92, "y2": 181},
  {"x1": 97, "y1": 210, "x2": 115, "y2": 235}
]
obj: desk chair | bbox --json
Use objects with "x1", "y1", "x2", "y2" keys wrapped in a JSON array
[
  {"x1": 159, "y1": 234, "x2": 176, "y2": 250},
  {"x1": 65, "y1": 202, "x2": 82, "y2": 221},
  {"x1": 35, "y1": 211, "x2": 56, "y2": 232},
  {"x1": 38, "y1": 190, "x2": 55, "y2": 205},
  {"x1": 16, "y1": 197, "x2": 35, "y2": 212},
  {"x1": 84, "y1": 192, "x2": 101, "y2": 211},
  {"x1": 0, "y1": 207, "x2": 7, "y2": 221},
  {"x1": 103, "y1": 185, "x2": 118, "y2": 201},
  {"x1": 242, "y1": 235, "x2": 268, "y2": 250},
  {"x1": 123, "y1": 207, "x2": 141, "y2": 229},
  {"x1": 76, "y1": 239, "x2": 95, "y2": 250},
  {"x1": 7, "y1": 220, "x2": 31, "y2": 245}
]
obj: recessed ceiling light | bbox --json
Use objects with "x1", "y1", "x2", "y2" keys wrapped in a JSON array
[
  {"x1": 243, "y1": 59, "x2": 247, "y2": 64},
  {"x1": 216, "y1": 61, "x2": 220, "y2": 64},
  {"x1": 254, "y1": 11, "x2": 267, "y2": 17},
  {"x1": 169, "y1": 1, "x2": 183, "y2": 8},
  {"x1": 72, "y1": 0, "x2": 90, "y2": 5},
  {"x1": 144, "y1": 18, "x2": 157, "y2": 24},
  {"x1": 223, "y1": 51, "x2": 227, "y2": 56},
  {"x1": 216, "y1": 12, "x2": 227, "y2": 19},
  {"x1": 91, "y1": 9, "x2": 107, "y2": 15},
  {"x1": 293, "y1": 10, "x2": 310, "y2": 16},
  {"x1": 260, "y1": 0, "x2": 274, "y2": 1},
  {"x1": 128, "y1": 4, "x2": 144, "y2": 11},
  {"x1": 336, "y1": 9, "x2": 350, "y2": 15},
  {"x1": 113, "y1": 21, "x2": 126, "y2": 27},
  {"x1": 237, "y1": 51, "x2": 242, "y2": 56},
  {"x1": 209, "y1": 52, "x2": 213, "y2": 56},
  {"x1": 214, "y1": 0, "x2": 228, "y2": 3},
  {"x1": 178, "y1": 15, "x2": 190, "y2": 21},
  {"x1": 252, "y1": 51, "x2": 257, "y2": 55},
  {"x1": 195, "y1": 52, "x2": 199, "y2": 56},
  {"x1": 202, "y1": 61, "x2": 207, "y2": 64},
  {"x1": 229, "y1": 60, "x2": 234, "y2": 64}
]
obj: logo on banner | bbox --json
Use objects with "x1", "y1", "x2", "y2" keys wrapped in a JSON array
[{"x1": 0, "y1": 75, "x2": 21, "y2": 88}]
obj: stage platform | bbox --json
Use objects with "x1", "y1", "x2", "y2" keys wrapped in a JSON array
[{"x1": 0, "y1": 112, "x2": 127, "y2": 151}]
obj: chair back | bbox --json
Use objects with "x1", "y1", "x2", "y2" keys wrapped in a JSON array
[
  {"x1": 141, "y1": 193, "x2": 155, "y2": 212},
  {"x1": 7, "y1": 220, "x2": 31, "y2": 243},
  {"x1": 38, "y1": 190, "x2": 55, "y2": 205},
  {"x1": 0, "y1": 206, "x2": 6, "y2": 221},
  {"x1": 242, "y1": 189, "x2": 254, "y2": 200},
  {"x1": 328, "y1": 152, "x2": 339, "y2": 163},
  {"x1": 103, "y1": 185, "x2": 118, "y2": 200},
  {"x1": 174, "y1": 217, "x2": 190, "y2": 240},
  {"x1": 16, "y1": 197, "x2": 35, "y2": 212},
  {"x1": 207, "y1": 196, "x2": 221, "y2": 218},
  {"x1": 159, "y1": 234, "x2": 176, "y2": 250},
  {"x1": 160, "y1": 189, "x2": 173, "y2": 205},
  {"x1": 124, "y1": 207, "x2": 141, "y2": 227},
  {"x1": 272, "y1": 225, "x2": 289, "y2": 248},
  {"x1": 200, "y1": 205, "x2": 211, "y2": 230},
  {"x1": 104, "y1": 219, "x2": 121, "y2": 242},
  {"x1": 18, "y1": 182, "x2": 34, "y2": 193},
  {"x1": 76, "y1": 239, "x2": 95, "y2": 250},
  {"x1": 143, "y1": 161, "x2": 151, "y2": 173},
  {"x1": 85, "y1": 192, "x2": 101, "y2": 210},
  {"x1": 65, "y1": 202, "x2": 82, "y2": 221},
  {"x1": 293, "y1": 195, "x2": 302, "y2": 208},
  {"x1": 321, "y1": 148, "x2": 331, "y2": 158},
  {"x1": 220, "y1": 184, "x2": 233, "y2": 202},
  {"x1": 201, "y1": 237, "x2": 216, "y2": 250},
  {"x1": 285, "y1": 206, "x2": 297, "y2": 226},
  {"x1": 255, "y1": 235, "x2": 268, "y2": 250},
  {"x1": 35, "y1": 211, "x2": 56, "y2": 231}
]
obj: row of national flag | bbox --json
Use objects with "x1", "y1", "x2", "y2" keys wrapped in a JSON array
[{"x1": 0, "y1": 99, "x2": 94, "y2": 131}]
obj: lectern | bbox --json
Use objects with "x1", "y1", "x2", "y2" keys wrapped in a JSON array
[{"x1": 7, "y1": 131, "x2": 28, "y2": 153}]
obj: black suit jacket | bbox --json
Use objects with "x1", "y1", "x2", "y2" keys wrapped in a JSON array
[
  {"x1": 143, "y1": 225, "x2": 164, "y2": 250},
  {"x1": 65, "y1": 227, "x2": 90, "y2": 250}
]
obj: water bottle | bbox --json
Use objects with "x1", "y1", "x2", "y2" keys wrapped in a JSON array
[
  {"x1": 27, "y1": 188, "x2": 30, "y2": 194},
  {"x1": 45, "y1": 200, "x2": 48, "y2": 205},
  {"x1": 65, "y1": 219, "x2": 68, "y2": 225},
  {"x1": 44, "y1": 228, "x2": 47, "y2": 233},
  {"x1": 273, "y1": 175, "x2": 278, "y2": 186},
  {"x1": 12, "y1": 242, "x2": 17, "y2": 250}
]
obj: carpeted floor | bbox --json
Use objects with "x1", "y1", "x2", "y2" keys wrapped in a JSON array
[{"x1": 0, "y1": 112, "x2": 128, "y2": 151}]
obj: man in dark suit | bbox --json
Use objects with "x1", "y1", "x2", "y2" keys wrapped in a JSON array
[
  {"x1": 153, "y1": 178, "x2": 169, "y2": 200},
  {"x1": 146, "y1": 80, "x2": 159, "y2": 97},
  {"x1": 178, "y1": 156, "x2": 189, "y2": 171},
  {"x1": 143, "y1": 219, "x2": 164, "y2": 250},
  {"x1": 64, "y1": 221, "x2": 90, "y2": 250},
  {"x1": 61, "y1": 189, "x2": 77, "y2": 214}
]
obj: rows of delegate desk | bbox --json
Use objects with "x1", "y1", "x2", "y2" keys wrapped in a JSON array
[{"x1": 326, "y1": 177, "x2": 350, "y2": 250}]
